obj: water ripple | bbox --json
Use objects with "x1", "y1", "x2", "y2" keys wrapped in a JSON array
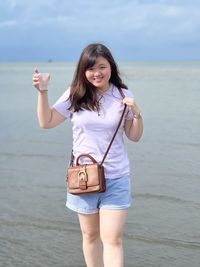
[
  {"x1": 0, "y1": 152, "x2": 65, "y2": 159},
  {"x1": 134, "y1": 193, "x2": 200, "y2": 207},
  {"x1": 0, "y1": 218, "x2": 79, "y2": 233},
  {"x1": 124, "y1": 234, "x2": 200, "y2": 250}
]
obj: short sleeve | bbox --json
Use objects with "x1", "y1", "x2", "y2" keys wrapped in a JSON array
[
  {"x1": 52, "y1": 88, "x2": 72, "y2": 119},
  {"x1": 122, "y1": 89, "x2": 134, "y2": 120}
]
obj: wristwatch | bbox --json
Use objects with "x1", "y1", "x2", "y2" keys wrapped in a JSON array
[{"x1": 133, "y1": 112, "x2": 142, "y2": 119}]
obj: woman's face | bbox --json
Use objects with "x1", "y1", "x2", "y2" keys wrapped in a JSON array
[{"x1": 85, "y1": 56, "x2": 111, "y2": 91}]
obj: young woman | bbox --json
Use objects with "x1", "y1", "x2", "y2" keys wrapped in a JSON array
[{"x1": 33, "y1": 43, "x2": 143, "y2": 267}]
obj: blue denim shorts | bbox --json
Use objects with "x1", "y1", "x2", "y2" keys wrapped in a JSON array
[{"x1": 66, "y1": 176, "x2": 132, "y2": 214}]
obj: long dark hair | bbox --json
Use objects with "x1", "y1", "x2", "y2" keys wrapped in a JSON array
[{"x1": 69, "y1": 43, "x2": 127, "y2": 112}]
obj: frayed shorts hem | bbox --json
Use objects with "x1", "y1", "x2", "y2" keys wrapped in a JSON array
[
  {"x1": 66, "y1": 202, "x2": 99, "y2": 215},
  {"x1": 66, "y1": 202, "x2": 131, "y2": 215},
  {"x1": 100, "y1": 204, "x2": 131, "y2": 210}
]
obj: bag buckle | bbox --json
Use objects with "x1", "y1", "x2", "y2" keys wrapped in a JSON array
[{"x1": 78, "y1": 167, "x2": 88, "y2": 190}]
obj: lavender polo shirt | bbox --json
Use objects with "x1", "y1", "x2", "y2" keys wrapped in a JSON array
[{"x1": 53, "y1": 84, "x2": 134, "y2": 179}]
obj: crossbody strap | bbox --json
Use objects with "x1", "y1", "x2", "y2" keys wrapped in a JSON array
[
  {"x1": 100, "y1": 103, "x2": 126, "y2": 166},
  {"x1": 100, "y1": 89, "x2": 126, "y2": 166}
]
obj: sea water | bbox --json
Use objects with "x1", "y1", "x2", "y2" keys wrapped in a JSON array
[{"x1": 0, "y1": 61, "x2": 200, "y2": 267}]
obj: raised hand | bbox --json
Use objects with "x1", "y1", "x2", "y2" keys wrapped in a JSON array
[
  {"x1": 122, "y1": 97, "x2": 141, "y2": 117},
  {"x1": 32, "y1": 68, "x2": 50, "y2": 92}
]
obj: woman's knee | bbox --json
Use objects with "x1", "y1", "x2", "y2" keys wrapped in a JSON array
[
  {"x1": 78, "y1": 213, "x2": 100, "y2": 243},
  {"x1": 101, "y1": 232, "x2": 122, "y2": 246},
  {"x1": 81, "y1": 228, "x2": 100, "y2": 243},
  {"x1": 99, "y1": 209, "x2": 127, "y2": 247}
]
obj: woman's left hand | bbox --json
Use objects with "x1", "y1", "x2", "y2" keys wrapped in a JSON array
[{"x1": 122, "y1": 97, "x2": 141, "y2": 117}]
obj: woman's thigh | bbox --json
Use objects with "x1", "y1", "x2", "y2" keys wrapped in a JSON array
[
  {"x1": 99, "y1": 209, "x2": 128, "y2": 242},
  {"x1": 78, "y1": 213, "x2": 100, "y2": 240}
]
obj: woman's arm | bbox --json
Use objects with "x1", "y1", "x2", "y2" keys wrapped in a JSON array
[
  {"x1": 33, "y1": 69, "x2": 65, "y2": 129},
  {"x1": 123, "y1": 97, "x2": 143, "y2": 142}
]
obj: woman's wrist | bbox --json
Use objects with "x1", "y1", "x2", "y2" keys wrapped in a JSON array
[
  {"x1": 130, "y1": 105, "x2": 142, "y2": 119},
  {"x1": 38, "y1": 88, "x2": 48, "y2": 94},
  {"x1": 133, "y1": 111, "x2": 142, "y2": 119}
]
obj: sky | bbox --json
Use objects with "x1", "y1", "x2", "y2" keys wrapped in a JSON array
[{"x1": 0, "y1": 0, "x2": 200, "y2": 61}]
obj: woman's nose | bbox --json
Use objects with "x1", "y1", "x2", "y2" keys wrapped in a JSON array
[{"x1": 94, "y1": 69, "x2": 101, "y2": 77}]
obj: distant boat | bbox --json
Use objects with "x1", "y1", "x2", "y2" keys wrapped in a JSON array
[{"x1": 48, "y1": 59, "x2": 53, "y2": 63}]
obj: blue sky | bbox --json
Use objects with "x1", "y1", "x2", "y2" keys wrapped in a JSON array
[{"x1": 0, "y1": 0, "x2": 200, "y2": 61}]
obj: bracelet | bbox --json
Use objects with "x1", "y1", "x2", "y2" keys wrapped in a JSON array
[
  {"x1": 133, "y1": 112, "x2": 142, "y2": 119},
  {"x1": 39, "y1": 89, "x2": 48, "y2": 93}
]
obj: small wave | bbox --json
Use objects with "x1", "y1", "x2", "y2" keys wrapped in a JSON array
[
  {"x1": 174, "y1": 142, "x2": 200, "y2": 148},
  {"x1": 0, "y1": 218, "x2": 79, "y2": 233},
  {"x1": 134, "y1": 193, "x2": 200, "y2": 208},
  {"x1": 0, "y1": 152, "x2": 65, "y2": 159},
  {"x1": 27, "y1": 139, "x2": 68, "y2": 145},
  {"x1": 124, "y1": 234, "x2": 200, "y2": 250},
  {"x1": 0, "y1": 236, "x2": 26, "y2": 247}
]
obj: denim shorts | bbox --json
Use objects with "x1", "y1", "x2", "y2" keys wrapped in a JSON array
[{"x1": 66, "y1": 176, "x2": 132, "y2": 214}]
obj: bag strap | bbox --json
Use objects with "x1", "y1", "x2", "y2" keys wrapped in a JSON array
[{"x1": 100, "y1": 89, "x2": 126, "y2": 166}]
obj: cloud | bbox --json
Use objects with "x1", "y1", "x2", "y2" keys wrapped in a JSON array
[
  {"x1": 0, "y1": 0, "x2": 200, "y2": 60},
  {"x1": 165, "y1": 6, "x2": 178, "y2": 17},
  {"x1": 5, "y1": 0, "x2": 17, "y2": 9},
  {"x1": 0, "y1": 20, "x2": 17, "y2": 28},
  {"x1": 1, "y1": 0, "x2": 199, "y2": 38}
]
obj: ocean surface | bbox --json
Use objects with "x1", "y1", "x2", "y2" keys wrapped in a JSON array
[{"x1": 0, "y1": 61, "x2": 199, "y2": 267}]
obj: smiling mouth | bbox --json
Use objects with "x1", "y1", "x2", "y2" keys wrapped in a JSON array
[{"x1": 93, "y1": 76, "x2": 103, "y2": 81}]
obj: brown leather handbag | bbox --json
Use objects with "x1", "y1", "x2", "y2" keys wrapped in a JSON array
[
  {"x1": 67, "y1": 154, "x2": 106, "y2": 194},
  {"x1": 66, "y1": 95, "x2": 127, "y2": 195}
]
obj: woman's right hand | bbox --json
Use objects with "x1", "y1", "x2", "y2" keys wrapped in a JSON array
[{"x1": 33, "y1": 68, "x2": 50, "y2": 92}]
